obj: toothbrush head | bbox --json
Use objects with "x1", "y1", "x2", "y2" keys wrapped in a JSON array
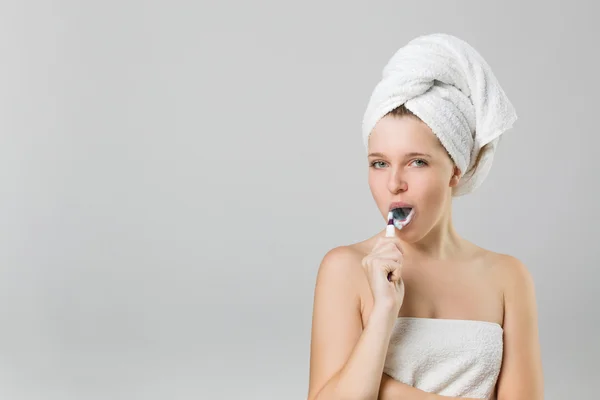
[{"x1": 389, "y1": 206, "x2": 415, "y2": 230}]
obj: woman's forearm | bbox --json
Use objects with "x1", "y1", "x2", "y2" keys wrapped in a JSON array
[
  {"x1": 312, "y1": 305, "x2": 397, "y2": 400},
  {"x1": 379, "y1": 373, "x2": 435, "y2": 400},
  {"x1": 379, "y1": 374, "x2": 480, "y2": 400}
]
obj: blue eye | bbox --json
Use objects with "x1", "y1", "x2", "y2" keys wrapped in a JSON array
[
  {"x1": 370, "y1": 161, "x2": 387, "y2": 168},
  {"x1": 412, "y1": 159, "x2": 428, "y2": 167}
]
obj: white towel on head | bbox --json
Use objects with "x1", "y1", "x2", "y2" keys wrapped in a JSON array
[{"x1": 362, "y1": 33, "x2": 518, "y2": 196}]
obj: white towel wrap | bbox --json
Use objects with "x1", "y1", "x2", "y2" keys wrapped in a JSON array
[{"x1": 384, "y1": 317, "x2": 504, "y2": 399}]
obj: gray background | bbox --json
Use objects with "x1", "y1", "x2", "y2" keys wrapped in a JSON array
[{"x1": 1, "y1": 1, "x2": 598, "y2": 399}]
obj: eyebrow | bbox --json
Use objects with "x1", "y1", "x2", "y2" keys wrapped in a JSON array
[{"x1": 368, "y1": 152, "x2": 432, "y2": 158}]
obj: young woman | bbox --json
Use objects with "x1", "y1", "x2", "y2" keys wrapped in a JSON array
[{"x1": 307, "y1": 34, "x2": 543, "y2": 400}]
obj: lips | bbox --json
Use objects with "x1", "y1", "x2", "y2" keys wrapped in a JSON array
[{"x1": 389, "y1": 201, "x2": 413, "y2": 211}]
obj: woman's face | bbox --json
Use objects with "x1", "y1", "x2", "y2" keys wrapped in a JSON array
[{"x1": 368, "y1": 114, "x2": 460, "y2": 239}]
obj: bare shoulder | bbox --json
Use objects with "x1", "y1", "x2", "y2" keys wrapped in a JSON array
[
  {"x1": 313, "y1": 241, "x2": 373, "y2": 304},
  {"x1": 484, "y1": 250, "x2": 536, "y2": 294},
  {"x1": 316, "y1": 244, "x2": 367, "y2": 285},
  {"x1": 320, "y1": 244, "x2": 364, "y2": 269}
]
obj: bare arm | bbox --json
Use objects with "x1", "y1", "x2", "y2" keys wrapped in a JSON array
[
  {"x1": 307, "y1": 247, "x2": 480, "y2": 400},
  {"x1": 379, "y1": 374, "x2": 480, "y2": 400},
  {"x1": 495, "y1": 256, "x2": 544, "y2": 400},
  {"x1": 307, "y1": 247, "x2": 397, "y2": 400}
]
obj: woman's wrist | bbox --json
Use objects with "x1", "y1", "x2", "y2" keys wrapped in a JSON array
[
  {"x1": 369, "y1": 302, "x2": 399, "y2": 327},
  {"x1": 372, "y1": 298, "x2": 400, "y2": 315}
]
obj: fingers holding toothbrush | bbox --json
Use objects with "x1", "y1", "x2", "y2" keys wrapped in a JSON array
[{"x1": 361, "y1": 211, "x2": 406, "y2": 314}]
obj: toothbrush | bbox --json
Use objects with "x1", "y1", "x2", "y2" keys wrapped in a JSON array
[
  {"x1": 386, "y1": 211, "x2": 398, "y2": 237},
  {"x1": 385, "y1": 209, "x2": 408, "y2": 281},
  {"x1": 385, "y1": 211, "x2": 400, "y2": 281},
  {"x1": 386, "y1": 206, "x2": 415, "y2": 237},
  {"x1": 386, "y1": 210, "x2": 410, "y2": 237}
]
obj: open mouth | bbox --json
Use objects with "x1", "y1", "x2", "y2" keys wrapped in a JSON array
[
  {"x1": 391, "y1": 207, "x2": 413, "y2": 221},
  {"x1": 391, "y1": 207, "x2": 415, "y2": 229}
]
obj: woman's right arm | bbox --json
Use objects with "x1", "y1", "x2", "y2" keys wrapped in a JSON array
[
  {"x1": 306, "y1": 246, "x2": 480, "y2": 400},
  {"x1": 307, "y1": 246, "x2": 397, "y2": 400}
]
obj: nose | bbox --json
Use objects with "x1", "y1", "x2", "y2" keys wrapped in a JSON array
[{"x1": 387, "y1": 170, "x2": 408, "y2": 194}]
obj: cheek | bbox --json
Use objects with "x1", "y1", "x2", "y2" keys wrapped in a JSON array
[{"x1": 411, "y1": 172, "x2": 448, "y2": 201}]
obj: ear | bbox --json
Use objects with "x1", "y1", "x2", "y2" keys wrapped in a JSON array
[{"x1": 449, "y1": 165, "x2": 461, "y2": 187}]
